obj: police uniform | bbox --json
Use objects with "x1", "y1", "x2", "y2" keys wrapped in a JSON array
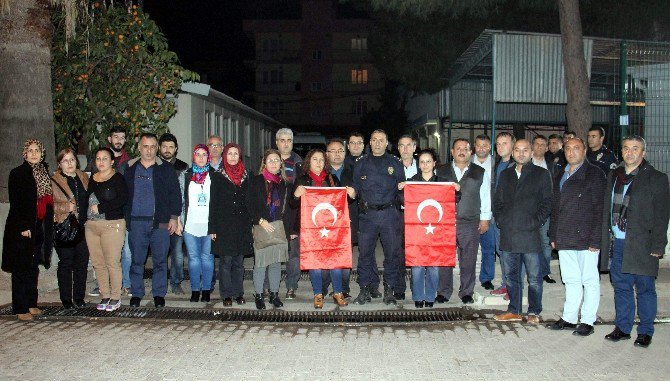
[
  {"x1": 587, "y1": 146, "x2": 618, "y2": 174},
  {"x1": 352, "y1": 153, "x2": 405, "y2": 300}
]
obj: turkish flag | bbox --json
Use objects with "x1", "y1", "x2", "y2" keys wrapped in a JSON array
[
  {"x1": 299, "y1": 187, "x2": 352, "y2": 270},
  {"x1": 404, "y1": 182, "x2": 457, "y2": 267}
]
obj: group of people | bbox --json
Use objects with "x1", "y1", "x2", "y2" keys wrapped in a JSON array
[{"x1": 2, "y1": 126, "x2": 667, "y2": 349}]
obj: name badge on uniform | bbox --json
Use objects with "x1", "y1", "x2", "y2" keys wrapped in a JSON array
[
  {"x1": 197, "y1": 192, "x2": 208, "y2": 206},
  {"x1": 596, "y1": 153, "x2": 603, "y2": 161},
  {"x1": 388, "y1": 166, "x2": 394, "y2": 175}
]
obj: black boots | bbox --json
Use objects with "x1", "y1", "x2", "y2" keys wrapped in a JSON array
[
  {"x1": 190, "y1": 291, "x2": 200, "y2": 302},
  {"x1": 201, "y1": 290, "x2": 211, "y2": 303},
  {"x1": 254, "y1": 293, "x2": 266, "y2": 310},
  {"x1": 353, "y1": 285, "x2": 372, "y2": 305},
  {"x1": 383, "y1": 284, "x2": 397, "y2": 305},
  {"x1": 269, "y1": 292, "x2": 283, "y2": 308}
]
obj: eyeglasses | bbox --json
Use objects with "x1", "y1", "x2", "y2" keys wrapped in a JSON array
[
  {"x1": 208, "y1": 143, "x2": 223, "y2": 148},
  {"x1": 348, "y1": 141, "x2": 364, "y2": 145},
  {"x1": 266, "y1": 158, "x2": 281, "y2": 164},
  {"x1": 327, "y1": 150, "x2": 345, "y2": 154}
]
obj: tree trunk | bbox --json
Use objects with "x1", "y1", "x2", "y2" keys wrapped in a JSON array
[
  {"x1": 0, "y1": 0, "x2": 55, "y2": 202},
  {"x1": 558, "y1": 0, "x2": 592, "y2": 139}
]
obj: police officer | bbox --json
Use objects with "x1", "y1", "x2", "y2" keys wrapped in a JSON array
[
  {"x1": 352, "y1": 129, "x2": 405, "y2": 305},
  {"x1": 586, "y1": 126, "x2": 618, "y2": 174}
]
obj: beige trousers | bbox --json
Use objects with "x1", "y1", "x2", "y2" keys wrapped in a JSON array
[{"x1": 85, "y1": 219, "x2": 126, "y2": 300}]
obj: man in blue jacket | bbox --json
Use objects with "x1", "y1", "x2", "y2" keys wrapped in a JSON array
[{"x1": 125, "y1": 133, "x2": 182, "y2": 308}]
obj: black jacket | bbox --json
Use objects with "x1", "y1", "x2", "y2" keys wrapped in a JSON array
[
  {"x1": 600, "y1": 161, "x2": 670, "y2": 276},
  {"x1": 208, "y1": 170, "x2": 253, "y2": 257},
  {"x1": 549, "y1": 161, "x2": 606, "y2": 250},
  {"x1": 245, "y1": 174, "x2": 296, "y2": 240},
  {"x1": 493, "y1": 162, "x2": 553, "y2": 253},
  {"x1": 2, "y1": 162, "x2": 54, "y2": 272}
]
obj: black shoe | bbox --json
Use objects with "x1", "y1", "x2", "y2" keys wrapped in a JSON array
[
  {"x1": 153, "y1": 296, "x2": 165, "y2": 308},
  {"x1": 543, "y1": 275, "x2": 556, "y2": 284},
  {"x1": 481, "y1": 281, "x2": 494, "y2": 290},
  {"x1": 383, "y1": 285, "x2": 397, "y2": 305},
  {"x1": 223, "y1": 297, "x2": 233, "y2": 306},
  {"x1": 435, "y1": 294, "x2": 448, "y2": 303},
  {"x1": 269, "y1": 292, "x2": 283, "y2": 308},
  {"x1": 394, "y1": 292, "x2": 406, "y2": 300},
  {"x1": 62, "y1": 300, "x2": 75, "y2": 309},
  {"x1": 461, "y1": 295, "x2": 474, "y2": 304},
  {"x1": 546, "y1": 318, "x2": 577, "y2": 330},
  {"x1": 190, "y1": 291, "x2": 200, "y2": 303},
  {"x1": 342, "y1": 292, "x2": 351, "y2": 299},
  {"x1": 285, "y1": 289, "x2": 296, "y2": 300},
  {"x1": 369, "y1": 287, "x2": 382, "y2": 298},
  {"x1": 73, "y1": 299, "x2": 87, "y2": 308},
  {"x1": 634, "y1": 334, "x2": 652, "y2": 348},
  {"x1": 235, "y1": 296, "x2": 246, "y2": 305},
  {"x1": 414, "y1": 301, "x2": 424, "y2": 308},
  {"x1": 353, "y1": 286, "x2": 372, "y2": 305},
  {"x1": 129, "y1": 297, "x2": 141, "y2": 307},
  {"x1": 254, "y1": 293, "x2": 266, "y2": 310},
  {"x1": 425, "y1": 302, "x2": 434, "y2": 308},
  {"x1": 605, "y1": 326, "x2": 631, "y2": 342},
  {"x1": 573, "y1": 323, "x2": 594, "y2": 336},
  {"x1": 201, "y1": 290, "x2": 211, "y2": 303}
]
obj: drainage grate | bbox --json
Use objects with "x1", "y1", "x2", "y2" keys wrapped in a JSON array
[
  {"x1": 146, "y1": 268, "x2": 409, "y2": 281},
  {"x1": 0, "y1": 304, "x2": 466, "y2": 324}
]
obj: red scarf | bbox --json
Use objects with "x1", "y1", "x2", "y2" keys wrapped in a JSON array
[
  {"x1": 223, "y1": 143, "x2": 246, "y2": 186},
  {"x1": 308, "y1": 170, "x2": 327, "y2": 187}
]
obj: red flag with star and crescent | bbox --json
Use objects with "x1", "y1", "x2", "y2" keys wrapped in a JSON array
[
  {"x1": 300, "y1": 187, "x2": 352, "y2": 270},
  {"x1": 404, "y1": 182, "x2": 457, "y2": 267}
]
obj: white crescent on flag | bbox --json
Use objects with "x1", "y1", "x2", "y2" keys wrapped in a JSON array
[{"x1": 416, "y1": 199, "x2": 444, "y2": 223}]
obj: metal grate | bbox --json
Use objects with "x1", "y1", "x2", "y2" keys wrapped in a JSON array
[{"x1": 0, "y1": 304, "x2": 466, "y2": 324}]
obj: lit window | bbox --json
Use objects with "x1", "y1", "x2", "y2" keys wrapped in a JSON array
[
  {"x1": 351, "y1": 37, "x2": 367, "y2": 51},
  {"x1": 351, "y1": 69, "x2": 368, "y2": 84}
]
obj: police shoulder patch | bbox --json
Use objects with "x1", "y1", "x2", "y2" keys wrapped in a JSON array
[{"x1": 610, "y1": 163, "x2": 618, "y2": 169}]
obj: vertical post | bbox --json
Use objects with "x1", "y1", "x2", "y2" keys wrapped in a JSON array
[
  {"x1": 619, "y1": 40, "x2": 629, "y2": 140},
  {"x1": 447, "y1": 86, "x2": 453, "y2": 162},
  {"x1": 491, "y1": 35, "x2": 497, "y2": 156}
]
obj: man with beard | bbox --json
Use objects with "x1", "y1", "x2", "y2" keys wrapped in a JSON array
[
  {"x1": 437, "y1": 139, "x2": 491, "y2": 304},
  {"x1": 531, "y1": 135, "x2": 558, "y2": 284},
  {"x1": 344, "y1": 132, "x2": 365, "y2": 171},
  {"x1": 546, "y1": 134, "x2": 567, "y2": 167},
  {"x1": 159, "y1": 133, "x2": 188, "y2": 295}
]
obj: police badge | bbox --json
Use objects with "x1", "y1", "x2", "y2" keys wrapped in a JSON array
[
  {"x1": 388, "y1": 166, "x2": 394, "y2": 175},
  {"x1": 597, "y1": 153, "x2": 603, "y2": 161}
]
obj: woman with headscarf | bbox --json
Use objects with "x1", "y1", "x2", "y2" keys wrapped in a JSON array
[
  {"x1": 51, "y1": 148, "x2": 90, "y2": 309},
  {"x1": 246, "y1": 149, "x2": 294, "y2": 310},
  {"x1": 182, "y1": 144, "x2": 215, "y2": 303},
  {"x1": 209, "y1": 143, "x2": 253, "y2": 306},
  {"x1": 2, "y1": 139, "x2": 55, "y2": 321}
]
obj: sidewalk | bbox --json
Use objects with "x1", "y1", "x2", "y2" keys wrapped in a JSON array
[{"x1": 1, "y1": 243, "x2": 669, "y2": 323}]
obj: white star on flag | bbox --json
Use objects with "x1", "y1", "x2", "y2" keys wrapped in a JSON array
[
  {"x1": 320, "y1": 227, "x2": 330, "y2": 237},
  {"x1": 424, "y1": 223, "x2": 436, "y2": 234}
]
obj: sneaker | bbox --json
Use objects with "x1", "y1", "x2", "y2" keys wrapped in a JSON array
[
  {"x1": 105, "y1": 299, "x2": 121, "y2": 312},
  {"x1": 490, "y1": 286, "x2": 507, "y2": 296},
  {"x1": 121, "y1": 288, "x2": 132, "y2": 297},
  {"x1": 96, "y1": 298, "x2": 110, "y2": 311},
  {"x1": 88, "y1": 287, "x2": 100, "y2": 297},
  {"x1": 494, "y1": 312, "x2": 523, "y2": 322},
  {"x1": 503, "y1": 292, "x2": 510, "y2": 301}
]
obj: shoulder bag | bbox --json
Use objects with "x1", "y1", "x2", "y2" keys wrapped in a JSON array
[
  {"x1": 52, "y1": 178, "x2": 82, "y2": 246},
  {"x1": 252, "y1": 185, "x2": 288, "y2": 250}
]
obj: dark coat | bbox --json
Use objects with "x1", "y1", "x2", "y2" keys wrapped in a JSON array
[
  {"x1": 549, "y1": 161, "x2": 606, "y2": 250},
  {"x1": 208, "y1": 170, "x2": 254, "y2": 257},
  {"x1": 2, "y1": 162, "x2": 54, "y2": 273},
  {"x1": 493, "y1": 162, "x2": 553, "y2": 253},
  {"x1": 600, "y1": 161, "x2": 670, "y2": 276},
  {"x1": 123, "y1": 157, "x2": 182, "y2": 230},
  {"x1": 245, "y1": 174, "x2": 296, "y2": 240}
]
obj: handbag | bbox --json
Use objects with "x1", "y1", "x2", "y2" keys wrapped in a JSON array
[
  {"x1": 252, "y1": 185, "x2": 288, "y2": 250},
  {"x1": 52, "y1": 178, "x2": 82, "y2": 245}
]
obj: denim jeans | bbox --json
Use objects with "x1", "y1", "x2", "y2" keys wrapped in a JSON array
[
  {"x1": 129, "y1": 219, "x2": 170, "y2": 298},
  {"x1": 121, "y1": 232, "x2": 131, "y2": 289},
  {"x1": 321, "y1": 269, "x2": 351, "y2": 294},
  {"x1": 411, "y1": 266, "x2": 438, "y2": 302},
  {"x1": 558, "y1": 249, "x2": 600, "y2": 325},
  {"x1": 611, "y1": 239, "x2": 657, "y2": 336},
  {"x1": 183, "y1": 231, "x2": 214, "y2": 291},
  {"x1": 504, "y1": 251, "x2": 543, "y2": 315},
  {"x1": 539, "y1": 219, "x2": 553, "y2": 277},
  {"x1": 219, "y1": 255, "x2": 244, "y2": 298},
  {"x1": 169, "y1": 233, "x2": 184, "y2": 287},
  {"x1": 285, "y1": 237, "x2": 301, "y2": 290},
  {"x1": 479, "y1": 222, "x2": 496, "y2": 283},
  {"x1": 310, "y1": 269, "x2": 343, "y2": 295}
]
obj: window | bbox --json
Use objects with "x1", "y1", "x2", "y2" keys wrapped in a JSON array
[
  {"x1": 311, "y1": 82, "x2": 322, "y2": 92},
  {"x1": 312, "y1": 50, "x2": 322, "y2": 60},
  {"x1": 215, "y1": 113, "x2": 222, "y2": 136},
  {"x1": 351, "y1": 100, "x2": 368, "y2": 115},
  {"x1": 262, "y1": 37, "x2": 283, "y2": 52},
  {"x1": 351, "y1": 37, "x2": 367, "y2": 51},
  {"x1": 262, "y1": 68, "x2": 283, "y2": 84},
  {"x1": 351, "y1": 69, "x2": 368, "y2": 84}
]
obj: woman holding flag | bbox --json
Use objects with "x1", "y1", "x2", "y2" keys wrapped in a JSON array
[{"x1": 292, "y1": 149, "x2": 356, "y2": 309}]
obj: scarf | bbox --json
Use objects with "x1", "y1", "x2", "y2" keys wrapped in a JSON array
[
  {"x1": 612, "y1": 160, "x2": 643, "y2": 232},
  {"x1": 308, "y1": 170, "x2": 327, "y2": 187},
  {"x1": 113, "y1": 149, "x2": 130, "y2": 167},
  {"x1": 263, "y1": 169, "x2": 282, "y2": 221},
  {"x1": 222, "y1": 143, "x2": 246, "y2": 186},
  {"x1": 22, "y1": 139, "x2": 53, "y2": 220},
  {"x1": 190, "y1": 144, "x2": 211, "y2": 185}
]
